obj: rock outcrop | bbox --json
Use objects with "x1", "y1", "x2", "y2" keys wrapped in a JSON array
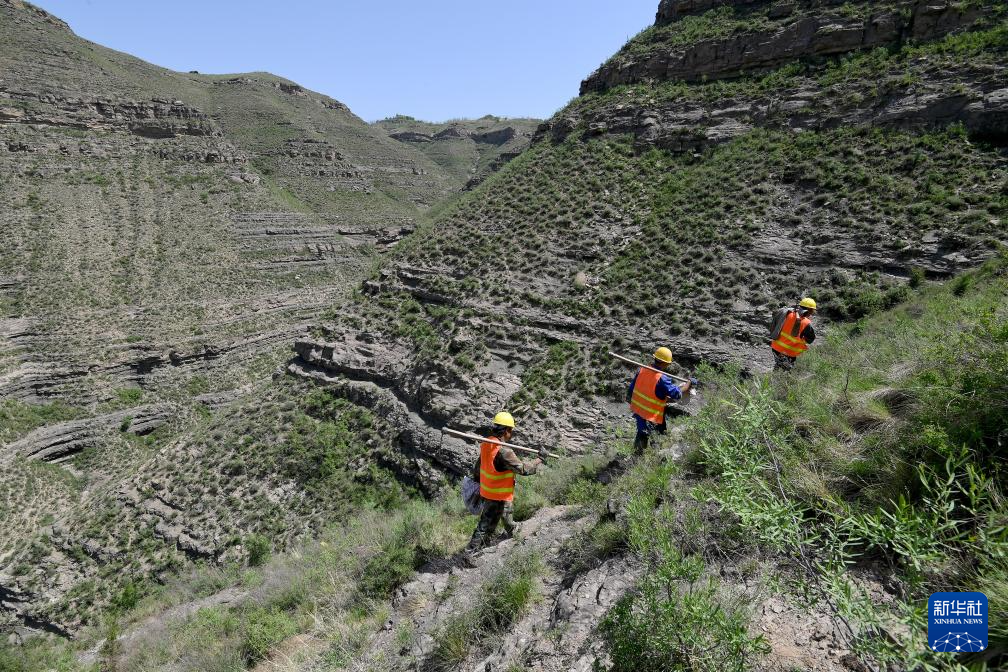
[
  {"x1": 3, "y1": 403, "x2": 172, "y2": 463},
  {"x1": 584, "y1": 0, "x2": 992, "y2": 94}
]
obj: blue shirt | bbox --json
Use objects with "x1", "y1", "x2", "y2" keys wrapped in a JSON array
[
  {"x1": 628, "y1": 369, "x2": 682, "y2": 404},
  {"x1": 629, "y1": 369, "x2": 682, "y2": 431}
]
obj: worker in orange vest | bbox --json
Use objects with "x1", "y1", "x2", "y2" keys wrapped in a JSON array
[
  {"x1": 769, "y1": 297, "x2": 817, "y2": 371},
  {"x1": 462, "y1": 412, "x2": 545, "y2": 560},
  {"x1": 627, "y1": 347, "x2": 694, "y2": 454}
]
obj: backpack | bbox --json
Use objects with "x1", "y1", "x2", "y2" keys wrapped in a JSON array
[
  {"x1": 461, "y1": 475, "x2": 483, "y2": 515},
  {"x1": 768, "y1": 307, "x2": 790, "y2": 341}
]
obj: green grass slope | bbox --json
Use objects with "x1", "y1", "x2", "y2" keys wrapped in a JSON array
[{"x1": 8, "y1": 251, "x2": 1003, "y2": 671}]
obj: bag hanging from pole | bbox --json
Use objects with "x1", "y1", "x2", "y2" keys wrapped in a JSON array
[{"x1": 461, "y1": 475, "x2": 483, "y2": 515}]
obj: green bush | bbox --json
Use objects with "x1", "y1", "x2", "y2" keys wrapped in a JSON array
[
  {"x1": 241, "y1": 607, "x2": 297, "y2": 663},
  {"x1": 246, "y1": 534, "x2": 271, "y2": 567},
  {"x1": 357, "y1": 501, "x2": 468, "y2": 602},
  {"x1": 111, "y1": 581, "x2": 141, "y2": 614},
  {"x1": 599, "y1": 577, "x2": 768, "y2": 672},
  {"x1": 115, "y1": 387, "x2": 143, "y2": 407}
]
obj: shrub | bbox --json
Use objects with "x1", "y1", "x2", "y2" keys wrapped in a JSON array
[
  {"x1": 599, "y1": 577, "x2": 768, "y2": 672},
  {"x1": 357, "y1": 540, "x2": 416, "y2": 600},
  {"x1": 952, "y1": 272, "x2": 974, "y2": 296},
  {"x1": 241, "y1": 607, "x2": 297, "y2": 663},
  {"x1": 357, "y1": 501, "x2": 467, "y2": 602},
  {"x1": 246, "y1": 535, "x2": 271, "y2": 567},
  {"x1": 111, "y1": 581, "x2": 141, "y2": 614},
  {"x1": 116, "y1": 387, "x2": 143, "y2": 407}
]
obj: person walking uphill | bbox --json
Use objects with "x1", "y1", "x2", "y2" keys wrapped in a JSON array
[
  {"x1": 770, "y1": 297, "x2": 817, "y2": 371},
  {"x1": 628, "y1": 347, "x2": 694, "y2": 454},
  {"x1": 463, "y1": 412, "x2": 545, "y2": 560}
]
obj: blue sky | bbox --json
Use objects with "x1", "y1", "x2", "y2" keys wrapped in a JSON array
[{"x1": 31, "y1": 0, "x2": 658, "y2": 122}]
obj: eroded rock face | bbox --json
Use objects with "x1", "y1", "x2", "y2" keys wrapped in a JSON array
[
  {"x1": 356, "y1": 505, "x2": 640, "y2": 671},
  {"x1": 558, "y1": 73, "x2": 1008, "y2": 154},
  {"x1": 3, "y1": 404, "x2": 172, "y2": 463},
  {"x1": 584, "y1": 1, "x2": 990, "y2": 94}
]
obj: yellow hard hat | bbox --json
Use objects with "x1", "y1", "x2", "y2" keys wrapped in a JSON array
[
  {"x1": 799, "y1": 297, "x2": 817, "y2": 310},
  {"x1": 493, "y1": 411, "x2": 515, "y2": 428},
  {"x1": 654, "y1": 347, "x2": 673, "y2": 364}
]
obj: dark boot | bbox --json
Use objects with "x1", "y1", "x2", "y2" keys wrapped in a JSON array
[{"x1": 633, "y1": 433, "x2": 648, "y2": 455}]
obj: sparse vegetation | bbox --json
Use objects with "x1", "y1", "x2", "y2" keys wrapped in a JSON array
[
  {"x1": 427, "y1": 552, "x2": 543, "y2": 671},
  {"x1": 0, "y1": 400, "x2": 84, "y2": 444}
]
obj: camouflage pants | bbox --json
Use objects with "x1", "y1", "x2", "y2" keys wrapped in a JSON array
[
  {"x1": 465, "y1": 499, "x2": 516, "y2": 553},
  {"x1": 772, "y1": 349, "x2": 796, "y2": 371}
]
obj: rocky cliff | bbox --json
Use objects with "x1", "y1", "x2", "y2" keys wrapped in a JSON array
[{"x1": 588, "y1": 0, "x2": 995, "y2": 92}]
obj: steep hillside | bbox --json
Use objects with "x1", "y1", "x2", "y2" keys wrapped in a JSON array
[
  {"x1": 15, "y1": 236, "x2": 1005, "y2": 672},
  {"x1": 0, "y1": 0, "x2": 510, "y2": 639},
  {"x1": 292, "y1": 0, "x2": 1008, "y2": 466},
  {"x1": 374, "y1": 115, "x2": 540, "y2": 188},
  {"x1": 0, "y1": 0, "x2": 462, "y2": 411}
]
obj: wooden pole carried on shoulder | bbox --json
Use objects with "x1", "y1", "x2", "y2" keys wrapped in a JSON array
[
  {"x1": 442, "y1": 427, "x2": 562, "y2": 460},
  {"x1": 609, "y1": 351, "x2": 692, "y2": 384}
]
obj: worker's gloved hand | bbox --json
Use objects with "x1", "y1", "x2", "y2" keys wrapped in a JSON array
[
  {"x1": 538, "y1": 447, "x2": 549, "y2": 463},
  {"x1": 690, "y1": 377, "x2": 699, "y2": 387}
]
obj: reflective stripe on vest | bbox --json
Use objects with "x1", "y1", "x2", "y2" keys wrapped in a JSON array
[
  {"x1": 771, "y1": 310, "x2": 810, "y2": 358},
  {"x1": 479, "y1": 438, "x2": 515, "y2": 502},
  {"x1": 629, "y1": 368, "x2": 667, "y2": 423}
]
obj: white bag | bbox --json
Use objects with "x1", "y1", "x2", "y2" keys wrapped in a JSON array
[{"x1": 461, "y1": 475, "x2": 483, "y2": 515}]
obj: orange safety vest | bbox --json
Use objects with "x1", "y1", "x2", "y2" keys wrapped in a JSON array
[
  {"x1": 629, "y1": 367, "x2": 668, "y2": 423},
  {"x1": 771, "y1": 310, "x2": 811, "y2": 358},
  {"x1": 479, "y1": 437, "x2": 515, "y2": 502}
]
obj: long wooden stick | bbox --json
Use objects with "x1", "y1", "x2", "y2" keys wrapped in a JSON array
[
  {"x1": 609, "y1": 351, "x2": 691, "y2": 384},
  {"x1": 442, "y1": 428, "x2": 562, "y2": 460}
]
